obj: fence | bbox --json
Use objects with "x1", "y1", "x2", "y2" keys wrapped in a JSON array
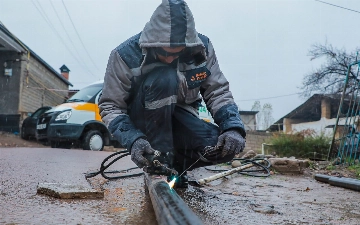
[
  {"x1": 330, "y1": 60, "x2": 360, "y2": 164},
  {"x1": 0, "y1": 114, "x2": 20, "y2": 133}
]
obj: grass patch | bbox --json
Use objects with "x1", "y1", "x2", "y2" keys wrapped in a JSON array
[
  {"x1": 326, "y1": 165, "x2": 336, "y2": 170},
  {"x1": 267, "y1": 129, "x2": 331, "y2": 159},
  {"x1": 347, "y1": 164, "x2": 360, "y2": 178}
]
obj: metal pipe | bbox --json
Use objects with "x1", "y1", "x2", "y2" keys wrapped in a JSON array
[
  {"x1": 261, "y1": 143, "x2": 273, "y2": 155},
  {"x1": 144, "y1": 173, "x2": 204, "y2": 225},
  {"x1": 197, "y1": 160, "x2": 263, "y2": 185},
  {"x1": 314, "y1": 174, "x2": 331, "y2": 183},
  {"x1": 328, "y1": 177, "x2": 360, "y2": 192},
  {"x1": 315, "y1": 174, "x2": 360, "y2": 192},
  {"x1": 262, "y1": 143, "x2": 265, "y2": 155}
]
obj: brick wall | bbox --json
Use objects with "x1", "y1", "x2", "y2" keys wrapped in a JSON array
[{"x1": 244, "y1": 131, "x2": 272, "y2": 153}]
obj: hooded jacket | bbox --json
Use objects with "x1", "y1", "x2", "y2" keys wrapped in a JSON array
[{"x1": 99, "y1": 0, "x2": 245, "y2": 150}]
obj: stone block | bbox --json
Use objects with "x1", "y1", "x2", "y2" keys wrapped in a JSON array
[{"x1": 268, "y1": 158, "x2": 309, "y2": 174}]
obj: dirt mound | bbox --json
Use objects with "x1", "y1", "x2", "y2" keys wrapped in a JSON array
[
  {"x1": 0, "y1": 131, "x2": 121, "y2": 152},
  {"x1": 0, "y1": 131, "x2": 46, "y2": 148}
]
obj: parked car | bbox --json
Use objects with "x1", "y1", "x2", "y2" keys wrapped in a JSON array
[{"x1": 21, "y1": 106, "x2": 52, "y2": 140}]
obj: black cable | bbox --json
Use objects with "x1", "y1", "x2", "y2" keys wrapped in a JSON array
[
  {"x1": 238, "y1": 158, "x2": 271, "y2": 177},
  {"x1": 235, "y1": 92, "x2": 301, "y2": 102},
  {"x1": 205, "y1": 158, "x2": 272, "y2": 177},
  {"x1": 85, "y1": 150, "x2": 144, "y2": 180},
  {"x1": 61, "y1": 0, "x2": 100, "y2": 71},
  {"x1": 86, "y1": 149, "x2": 271, "y2": 180},
  {"x1": 314, "y1": 0, "x2": 360, "y2": 14}
]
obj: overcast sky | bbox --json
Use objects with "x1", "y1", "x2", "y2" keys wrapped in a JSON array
[{"x1": 1, "y1": 0, "x2": 360, "y2": 121}]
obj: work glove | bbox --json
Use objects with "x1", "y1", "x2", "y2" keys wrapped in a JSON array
[
  {"x1": 130, "y1": 138, "x2": 156, "y2": 168},
  {"x1": 216, "y1": 130, "x2": 246, "y2": 157}
]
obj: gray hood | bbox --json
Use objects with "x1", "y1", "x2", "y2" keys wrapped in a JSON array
[{"x1": 139, "y1": 0, "x2": 204, "y2": 48}]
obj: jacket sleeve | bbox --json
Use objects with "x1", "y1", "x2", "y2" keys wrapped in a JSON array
[
  {"x1": 201, "y1": 40, "x2": 246, "y2": 137},
  {"x1": 99, "y1": 49, "x2": 146, "y2": 150},
  {"x1": 213, "y1": 104, "x2": 246, "y2": 138}
]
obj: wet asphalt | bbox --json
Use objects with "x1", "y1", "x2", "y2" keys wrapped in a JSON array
[
  {"x1": 2, "y1": 147, "x2": 360, "y2": 225},
  {"x1": 0, "y1": 147, "x2": 156, "y2": 225}
]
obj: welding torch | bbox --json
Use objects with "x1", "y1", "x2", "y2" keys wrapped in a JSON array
[{"x1": 143, "y1": 150, "x2": 178, "y2": 177}]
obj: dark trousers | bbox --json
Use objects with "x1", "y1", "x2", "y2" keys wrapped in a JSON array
[{"x1": 128, "y1": 66, "x2": 234, "y2": 172}]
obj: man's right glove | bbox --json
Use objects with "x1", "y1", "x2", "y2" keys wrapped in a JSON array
[
  {"x1": 216, "y1": 129, "x2": 246, "y2": 157},
  {"x1": 130, "y1": 138, "x2": 156, "y2": 168}
]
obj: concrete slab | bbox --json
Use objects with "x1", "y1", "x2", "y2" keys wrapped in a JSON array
[{"x1": 37, "y1": 182, "x2": 104, "y2": 199}]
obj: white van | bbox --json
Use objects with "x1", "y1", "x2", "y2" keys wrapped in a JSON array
[
  {"x1": 36, "y1": 81, "x2": 119, "y2": 150},
  {"x1": 36, "y1": 80, "x2": 214, "y2": 151}
]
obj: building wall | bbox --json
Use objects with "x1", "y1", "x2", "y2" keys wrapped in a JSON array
[
  {"x1": 19, "y1": 55, "x2": 68, "y2": 120},
  {"x1": 244, "y1": 131, "x2": 272, "y2": 153},
  {"x1": 0, "y1": 51, "x2": 21, "y2": 114},
  {"x1": 292, "y1": 117, "x2": 334, "y2": 136},
  {"x1": 241, "y1": 114, "x2": 257, "y2": 131},
  {"x1": 283, "y1": 118, "x2": 307, "y2": 133},
  {"x1": 0, "y1": 50, "x2": 68, "y2": 119},
  {"x1": 292, "y1": 116, "x2": 358, "y2": 138}
]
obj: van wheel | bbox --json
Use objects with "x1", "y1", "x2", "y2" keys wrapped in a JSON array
[{"x1": 83, "y1": 130, "x2": 104, "y2": 151}]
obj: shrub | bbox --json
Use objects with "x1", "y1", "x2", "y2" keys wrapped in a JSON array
[
  {"x1": 348, "y1": 164, "x2": 360, "y2": 179},
  {"x1": 267, "y1": 129, "x2": 331, "y2": 159}
]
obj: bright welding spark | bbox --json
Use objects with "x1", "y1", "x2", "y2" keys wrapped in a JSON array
[{"x1": 168, "y1": 177, "x2": 176, "y2": 189}]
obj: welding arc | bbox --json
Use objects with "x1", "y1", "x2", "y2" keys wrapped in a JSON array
[
  {"x1": 178, "y1": 157, "x2": 201, "y2": 178},
  {"x1": 177, "y1": 145, "x2": 224, "y2": 178},
  {"x1": 205, "y1": 158, "x2": 271, "y2": 177},
  {"x1": 85, "y1": 150, "x2": 144, "y2": 180}
]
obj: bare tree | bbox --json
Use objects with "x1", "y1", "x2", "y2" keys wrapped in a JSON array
[
  {"x1": 251, "y1": 101, "x2": 274, "y2": 130},
  {"x1": 251, "y1": 100, "x2": 262, "y2": 130},
  {"x1": 262, "y1": 103, "x2": 274, "y2": 129},
  {"x1": 301, "y1": 43, "x2": 360, "y2": 98}
]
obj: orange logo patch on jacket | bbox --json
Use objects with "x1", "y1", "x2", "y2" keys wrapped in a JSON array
[
  {"x1": 190, "y1": 72, "x2": 207, "y2": 81},
  {"x1": 185, "y1": 67, "x2": 211, "y2": 89}
]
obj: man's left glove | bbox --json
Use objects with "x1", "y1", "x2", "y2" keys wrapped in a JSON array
[{"x1": 216, "y1": 130, "x2": 246, "y2": 157}]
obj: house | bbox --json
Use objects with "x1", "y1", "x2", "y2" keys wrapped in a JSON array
[
  {"x1": 239, "y1": 110, "x2": 258, "y2": 131},
  {"x1": 198, "y1": 106, "x2": 264, "y2": 151},
  {"x1": 0, "y1": 23, "x2": 72, "y2": 132},
  {"x1": 268, "y1": 94, "x2": 356, "y2": 138},
  {"x1": 198, "y1": 104, "x2": 258, "y2": 131}
]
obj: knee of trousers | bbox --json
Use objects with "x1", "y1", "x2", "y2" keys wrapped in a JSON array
[{"x1": 142, "y1": 66, "x2": 179, "y2": 96}]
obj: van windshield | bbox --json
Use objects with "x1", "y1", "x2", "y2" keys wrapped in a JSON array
[{"x1": 67, "y1": 83, "x2": 102, "y2": 103}]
